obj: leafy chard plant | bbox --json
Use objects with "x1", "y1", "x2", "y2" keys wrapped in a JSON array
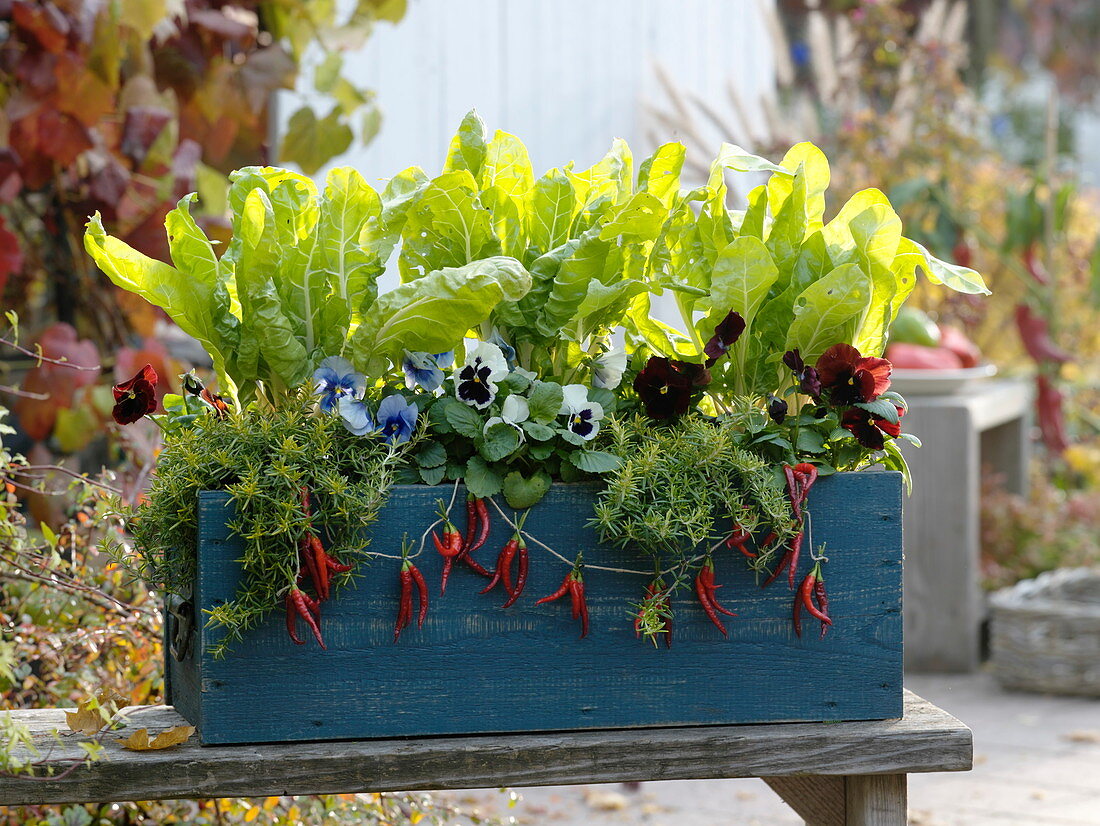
[{"x1": 88, "y1": 111, "x2": 987, "y2": 650}]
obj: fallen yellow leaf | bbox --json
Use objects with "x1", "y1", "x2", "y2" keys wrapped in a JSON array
[
  {"x1": 116, "y1": 725, "x2": 195, "y2": 751},
  {"x1": 66, "y1": 689, "x2": 125, "y2": 735}
]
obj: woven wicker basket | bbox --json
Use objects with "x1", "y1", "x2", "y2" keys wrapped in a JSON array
[{"x1": 989, "y1": 568, "x2": 1100, "y2": 696}]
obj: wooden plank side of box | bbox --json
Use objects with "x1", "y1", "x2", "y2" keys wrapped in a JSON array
[{"x1": 168, "y1": 472, "x2": 903, "y2": 745}]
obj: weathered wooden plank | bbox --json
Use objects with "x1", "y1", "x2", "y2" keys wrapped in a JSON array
[
  {"x1": 0, "y1": 691, "x2": 970, "y2": 806},
  {"x1": 845, "y1": 774, "x2": 907, "y2": 825},
  {"x1": 172, "y1": 473, "x2": 904, "y2": 744},
  {"x1": 764, "y1": 776, "x2": 845, "y2": 826}
]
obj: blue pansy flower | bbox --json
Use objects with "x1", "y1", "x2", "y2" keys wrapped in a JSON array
[
  {"x1": 338, "y1": 395, "x2": 374, "y2": 436},
  {"x1": 488, "y1": 329, "x2": 517, "y2": 370},
  {"x1": 402, "y1": 350, "x2": 453, "y2": 393},
  {"x1": 375, "y1": 394, "x2": 419, "y2": 444},
  {"x1": 313, "y1": 356, "x2": 366, "y2": 412}
]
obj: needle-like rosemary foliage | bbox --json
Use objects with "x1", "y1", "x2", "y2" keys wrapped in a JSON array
[
  {"x1": 593, "y1": 413, "x2": 797, "y2": 638},
  {"x1": 110, "y1": 392, "x2": 415, "y2": 657}
]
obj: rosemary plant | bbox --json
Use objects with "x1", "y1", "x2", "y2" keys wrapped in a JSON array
[{"x1": 111, "y1": 393, "x2": 416, "y2": 656}]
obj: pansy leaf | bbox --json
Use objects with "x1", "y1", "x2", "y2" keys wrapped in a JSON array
[
  {"x1": 567, "y1": 450, "x2": 622, "y2": 474},
  {"x1": 559, "y1": 429, "x2": 588, "y2": 447},
  {"x1": 502, "y1": 469, "x2": 552, "y2": 509},
  {"x1": 464, "y1": 456, "x2": 503, "y2": 498},
  {"x1": 522, "y1": 421, "x2": 555, "y2": 441},
  {"x1": 795, "y1": 428, "x2": 827, "y2": 454},
  {"x1": 415, "y1": 441, "x2": 448, "y2": 468},
  {"x1": 481, "y1": 422, "x2": 522, "y2": 462},
  {"x1": 499, "y1": 371, "x2": 532, "y2": 394},
  {"x1": 526, "y1": 442, "x2": 554, "y2": 461},
  {"x1": 527, "y1": 381, "x2": 564, "y2": 423},
  {"x1": 854, "y1": 398, "x2": 901, "y2": 425},
  {"x1": 441, "y1": 398, "x2": 484, "y2": 440},
  {"x1": 419, "y1": 465, "x2": 447, "y2": 486}
]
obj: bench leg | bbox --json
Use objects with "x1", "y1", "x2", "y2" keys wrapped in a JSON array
[
  {"x1": 763, "y1": 774, "x2": 907, "y2": 826},
  {"x1": 845, "y1": 775, "x2": 906, "y2": 825}
]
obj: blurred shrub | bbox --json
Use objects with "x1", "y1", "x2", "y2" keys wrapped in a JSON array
[{"x1": 981, "y1": 465, "x2": 1100, "y2": 589}]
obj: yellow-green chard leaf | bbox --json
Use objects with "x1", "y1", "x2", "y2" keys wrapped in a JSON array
[
  {"x1": 351, "y1": 256, "x2": 532, "y2": 370},
  {"x1": 785, "y1": 263, "x2": 872, "y2": 363},
  {"x1": 399, "y1": 169, "x2": 500, "y2": 280},
  {"x1": 234, "y1": 189, "x2": 311, "y2": 388}
]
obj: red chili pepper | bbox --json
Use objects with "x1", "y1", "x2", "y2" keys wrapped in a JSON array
[
  {"x1": 481, "y1": 536, "x2": 518, "y2": 595},
  {"x1": 634, "y1": 579, "x2": 670, "y2": 640},
  {"x1": 725, "y1": 525, "x2": 756, "y2": 559},
  {"x1": 409, "y1": 561, "x2": 429, "y2": 629},
  {"x1": 285, "y1": 591, "x2": 304, "y2": 645},
  {"x1": 795, "y1": 564, "x2": 832, "y2": 639},
  {"x1": 395, "y1": 563, "x2": 413, "y2": 642},
  {"x1": 435, "y1": 518, "x2": 463, "y2": 596},
  {"x1": 324, "y1": 554, "x2": 353, "y2": 574},
  {"x1": 702, "y1": 557, "x2": 737, "y2": 618},
  {"x1": 311, "y1": 535, "x2": 331, "y2": 601},
  {"x1": 815, "y1": 578, "x2": 830, "y2": 640},
  {"x1": 288, "y1": 588, "x2": 326, "y2": 649},
  {"x1": 462, "y1": 494, "x2": 478, "y2": 555},
  {"x1": 537, "y1": 556, "x2": 587, "y2": 638},
  {"x1": 694, "y1": 558, "x2": 728, "y2": 637},
  {"x1": 570, "y1": 577, "x2": 589, "y2": 639},
  {"x1": 501, "y1": 539, "x2": 529, "y2": 608},
  {"x1": 535, "y1": 574, "x2": 571, "y2": 605},
  {"x1": 763, "y1": 531, "x2": 803, "y2": 589},
  {"x1": 463, "y1": 496, "x2": 491, "y2": 555},
  {"x1": 300, "y1": 537, "x2": 322, "y2": 596}
]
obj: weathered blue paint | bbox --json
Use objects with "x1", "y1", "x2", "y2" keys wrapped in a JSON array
[{"x1": 167, "y1": 472, "x2": 903, "y2": 745}]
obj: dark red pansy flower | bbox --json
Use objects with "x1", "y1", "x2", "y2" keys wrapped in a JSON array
[
  {"x1": 782, "y1": 348, "x2": 822, "y2": 397},
  {"x1": 815, "y1": 343, "x2": 891, "y2": 406},
  {"x1": 633, "y1": 356, "x2": 708, "y2": 420},
  {"x1": 112, "y1": 363, "x2": 158, "y2": 424},
  {"x1": 840, "y1": 405, "x2": 904, "y2": 450},
  {"x1": 704, "y1": 310, "x2": 746, "y2": 363}
]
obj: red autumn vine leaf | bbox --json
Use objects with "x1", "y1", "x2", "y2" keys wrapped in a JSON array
[
  {"x1": 11, "y1": 1, "x2": 70, "y2": 54},
  {"x1": 0, "y1": 216, "x2": 23, "y2": 292}
]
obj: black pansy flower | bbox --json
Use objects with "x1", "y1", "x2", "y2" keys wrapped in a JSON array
[
  {"x1": 767, "y1": 394, "x2": 788, "y2": 424},
  {"x1": 112, "y1": 364, "x2": 158, "y2": 424},
  {"x1": 633, "y1": 356, "x2": 708, "y2": 420},
  {"x1": 815, "y1": 343, "x2": 891, "y2": 406},
  {"x1": 704, "y1": 310, "x2": 746, "y2": 364},
  {"x1": 455, "y1": 341, "x2": 508, "y2": 410},
  {"x1": 841, "y1": 405, "x2": 904, "y2": 450}
]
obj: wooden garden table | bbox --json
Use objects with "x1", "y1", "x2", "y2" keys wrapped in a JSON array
[{"x1": 1, "y1": 690, "x2": 971, "y2": 825}]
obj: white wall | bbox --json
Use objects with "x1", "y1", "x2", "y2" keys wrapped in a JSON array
[{"x1": 279, "y1": 0, "x2": 777, "y2": 187}]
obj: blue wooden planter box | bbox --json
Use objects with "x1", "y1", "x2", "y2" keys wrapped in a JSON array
[{"x1": 166, "y1": 472, "x2": 903, "y2": 745}]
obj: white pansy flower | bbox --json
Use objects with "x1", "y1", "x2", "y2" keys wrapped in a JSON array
[{"x1": 559, "y1": 384, "x2": 604, "y2": 441}]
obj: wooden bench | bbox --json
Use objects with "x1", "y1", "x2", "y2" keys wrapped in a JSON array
[{"x1": 1, "y1": 690, "x2": 971, "y2": 825}]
